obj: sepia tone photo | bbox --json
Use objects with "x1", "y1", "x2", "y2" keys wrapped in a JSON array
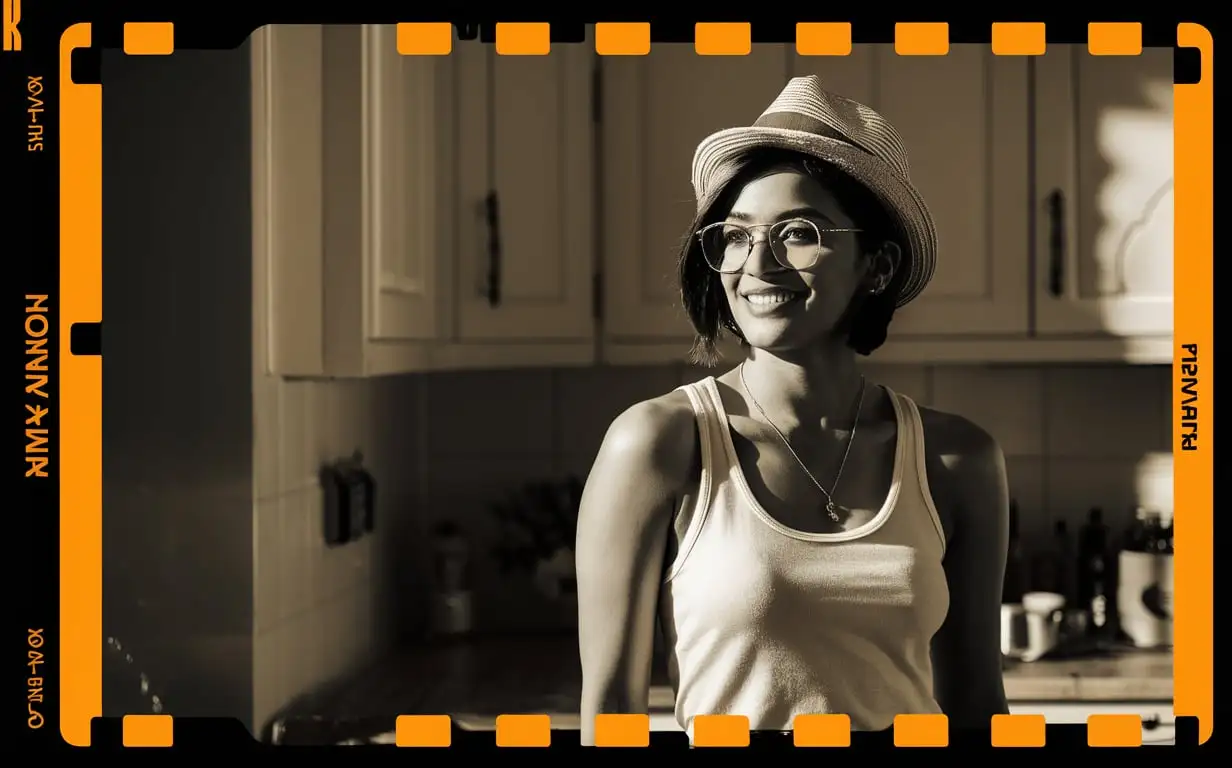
[{"x1": 99, "y1": 24, "x2": 1176, "y2": 746}]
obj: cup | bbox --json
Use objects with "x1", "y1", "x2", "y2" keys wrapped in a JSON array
[{"x1": 1000, "y1": 604, "x2": 1029, "y2": 658}]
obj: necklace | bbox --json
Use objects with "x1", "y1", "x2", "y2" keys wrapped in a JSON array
[{"x1": 739, "y1": 362, "x2": 867, "y2": 524}]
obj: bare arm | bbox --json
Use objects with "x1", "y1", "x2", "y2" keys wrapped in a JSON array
[
  {"x1": 930, "y1": 419, "x2": 1012, "y2": 728},
  {"x1": 575, "y1": 395, "x2": 696, "y2": 746}
]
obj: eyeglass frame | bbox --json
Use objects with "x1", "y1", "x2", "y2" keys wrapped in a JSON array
[{"x1": 695, "y1": 218, "x2": 863, "y2": 274}]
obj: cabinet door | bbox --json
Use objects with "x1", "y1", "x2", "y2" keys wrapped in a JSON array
[
  {"x1": 255, "y1": 24, "x2": 328, "y2": 377},
  {"x1": 1034, "y1": 46, "x2": 1174, "y2": 337},
  {"x1": 358, "y1": 24, "x2": 441, "y2": 343},
  {"x1": 451, "y1": 39, "x2": 596, "y2": 342},
  {"x1": 793, "y1": 46, "x2": 1031, "y2": 337},
  {"x1": 600, "y1": 44, "x2": 792, "y2": 345}
]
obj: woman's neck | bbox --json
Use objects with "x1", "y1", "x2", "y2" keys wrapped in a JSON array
[{"x1": 741, "y1": 345, "x2": 866, "y2": 432}]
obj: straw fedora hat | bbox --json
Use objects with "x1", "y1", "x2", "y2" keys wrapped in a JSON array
[{"x1": 691, "y1": 75, "x2": 938, "y2": 308}]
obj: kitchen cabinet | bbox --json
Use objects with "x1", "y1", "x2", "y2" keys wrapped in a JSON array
[
  {"x1": 252, "y1": 25, "x2": 595, "y2": 378},
  {"x1": 449, "y1": 31, "x2": 596, "y2": 348},
  {"x1": 256, "y1": 30, "x2": 1174, "y2": 378},
  {"x1": 791, "y1": 47, "x2": 1031, "y2": 341},
  {"x1": 1033, "y1": 45, "x2": 1175, "y2": 339},
  {"x1": 600, "y1": 44, "x2": 1031, "y2": 368},
  {"x1": 600, "y1": 43, "x2": 1172, "y2": 366}
]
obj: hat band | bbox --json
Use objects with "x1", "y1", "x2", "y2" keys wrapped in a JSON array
[{"x1": 752, "y1": 110, "x2": 854, "y2": 145}]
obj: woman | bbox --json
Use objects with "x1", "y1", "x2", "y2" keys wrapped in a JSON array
[{"x1": 576, "y1": 76, "x2": 1010, "y2": 744}]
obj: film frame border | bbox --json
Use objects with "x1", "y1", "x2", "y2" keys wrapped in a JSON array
[{"x1": 55, "y1": 18, "x2": 1212, "y2": 749}]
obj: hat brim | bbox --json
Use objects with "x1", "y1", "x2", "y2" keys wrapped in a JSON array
[{"x1": 692, "y1": 126, "x2": 937, "y2": 308}]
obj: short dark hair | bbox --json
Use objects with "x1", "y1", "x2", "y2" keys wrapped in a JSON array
[{"x1": 677, "y1": 147, "x2": 908, "y2": 367}]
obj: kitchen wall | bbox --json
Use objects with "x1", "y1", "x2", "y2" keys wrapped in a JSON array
[{"x1": 249, "y1": 365, "x2": 431, "y2": 729}]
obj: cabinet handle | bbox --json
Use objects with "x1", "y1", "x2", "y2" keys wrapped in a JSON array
[
  {"x1": 484, "y1": 191, "x2": 502, "y2": 307},
  {"x1": 1045, "y1": 189, "x2": 1065, "y2": 298}
]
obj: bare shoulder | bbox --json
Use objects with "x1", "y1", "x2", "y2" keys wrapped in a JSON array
[
  {"x1": 596, "y1": 389, "x2": 698, "y2": 484},
  {"x1": 916, "y1": 405, "x2": 1005, "y2": 471},
  {"x1": 576, "y1": 388, "x2": 699, "y2": 549},
  {"x1": 915, "y1": 405, "x2": 1008, "y2": 537}
]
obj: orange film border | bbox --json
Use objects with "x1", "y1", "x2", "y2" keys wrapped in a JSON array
[
  {"x1": 58, "y1": 19, "x2": 1210, "y2": 748},
  {"x1": 122, "y1": 714, "x2": 174, "y2": 748},
  {"x1": 122, "y1": 22, "x2": 174, "y2": 55},
  {"x1": 58, "y1": 21, "x2": 102, "y2": 749},
  {"x1": 396, "y1": 714, "x2": 452, "y2": 747},
  {"x1": 1171, "y1": 21, "x2": 1214, "y2": 748}
]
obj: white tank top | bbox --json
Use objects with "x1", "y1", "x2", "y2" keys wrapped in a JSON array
[{"x1": 661, "y1": 376, "x2": 950, "y2": 735}]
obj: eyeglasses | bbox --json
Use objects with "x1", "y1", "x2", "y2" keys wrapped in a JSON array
[{"x1": 696, "y1": 218, "x2": 862, "y2": 274}]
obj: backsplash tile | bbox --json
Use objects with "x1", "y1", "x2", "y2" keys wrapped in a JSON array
[
  {"x1": 1044, "y1": 365, "x2": 1169, "y2": 458},
  {"x1": 556, "y1": 365, "x2": 681, "y2": 476},
  {"x1": 276, "y1": 381, "x2": 314, "y2": 494},
  {"x1": 253, "y1": 373, "x2": 282, "y2": 500},
  {"x1": 250, "y1": 370, "x2": 424, "y2": 732},
  {"x1": 876, "y1": 365, "x2": 935, "y2": 406},
  {"x1": 1046, "y1": 455, "x2": 1169, "y2": 533},
  {"x1": 425, "y1": 369, "x2": 556, "y2": 459},
  {"x1": 1004, "y1": 456, "x2": 1048, "y2": 545},
  {"x1": 424, "y1": 455, "x2": 558, "y2": 631},
  {"x1": 931, "y1": 366, "x2": 1045, "y2": 456}
]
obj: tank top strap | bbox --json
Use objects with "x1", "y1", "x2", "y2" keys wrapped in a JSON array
[
  {"x1": 666, "y1": 377, "x2": 732, "y2": 582},
  {"x1": 675, "y1": 376, "x2": 732, "y2": 480},
  {"x1": 888, "y1": 390, "x2": 948, "y2": 553}
]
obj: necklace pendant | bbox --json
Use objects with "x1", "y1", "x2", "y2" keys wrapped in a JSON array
[{"x1": 825, "y1": 500, "x2": 840, "y2": 523}]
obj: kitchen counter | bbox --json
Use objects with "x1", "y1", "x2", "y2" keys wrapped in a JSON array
[
  {"x1": 1000, "y1": 650, "x2": 1172, "y2": 701},
  {"x1": 266, "y1": 634, "x2": 1172, "y2": 745}
]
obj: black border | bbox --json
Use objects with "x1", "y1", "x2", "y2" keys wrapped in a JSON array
[{"x1": 8, "y1": 3, "x2": 1215, "y2": 752}]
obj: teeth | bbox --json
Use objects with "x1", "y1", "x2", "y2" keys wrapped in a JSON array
[{"x1": 745, "y1": 292, "x2": 796, "y2": 306}]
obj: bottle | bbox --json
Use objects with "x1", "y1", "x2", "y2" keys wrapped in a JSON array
[
  {"x1": 1124, "y1": 506, "x2": 1149, "y2": 552},
  {"x1": 1141, "y1": 509, "x2": 1164, "y2": 553},
  {"x1": 1148, "y1": 511, "x2": 1172, "y2": 554},
  {"x1": 1002, "y1": 499, "x2": 1026, "y2": 603},
  {"x1": 1077, "y1": 507, "x2": 1112, "y2": 640},
  {"x1": 1030, "y1": 522, "x2": 1061, "y2": 595},
  {"x1": 1052, "y1": 520, "x2": 1077, "y2": 606}
]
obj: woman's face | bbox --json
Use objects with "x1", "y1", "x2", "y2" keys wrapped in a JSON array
[{"x1": 717, "y1": 169, "x2": 881, "y2": 355}]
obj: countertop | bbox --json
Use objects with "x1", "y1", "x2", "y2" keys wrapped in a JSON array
[
  {"x1": 267, "y1": 634, "x2": 1172, "y2": 745},
  {"x1": 999, "y1": 648, "x2": 1172, "y2": 701}
]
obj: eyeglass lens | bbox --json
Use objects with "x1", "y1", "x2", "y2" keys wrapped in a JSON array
[{"x1": 700, "y1": 219, "x2": 824, "y2": 273}]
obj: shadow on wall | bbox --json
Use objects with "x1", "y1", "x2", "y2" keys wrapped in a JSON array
[
  {"x1": 101, "y1": 41, "x2": 435, "y2": 735},
  {"x1": 101, "y1": 46, "x2": 257, "y2": 727}
]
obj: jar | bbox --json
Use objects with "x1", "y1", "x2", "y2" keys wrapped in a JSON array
[{"x1": 429, "y1": 522, "x2": 473, "y2": 636}]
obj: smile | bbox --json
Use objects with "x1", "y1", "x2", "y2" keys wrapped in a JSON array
[
  {"x1": 740, "y1": 290, "x2": 804, "y2": 316},
  {"x1": 742, "y1": 290, "x2": 802, "y2": 306}
]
